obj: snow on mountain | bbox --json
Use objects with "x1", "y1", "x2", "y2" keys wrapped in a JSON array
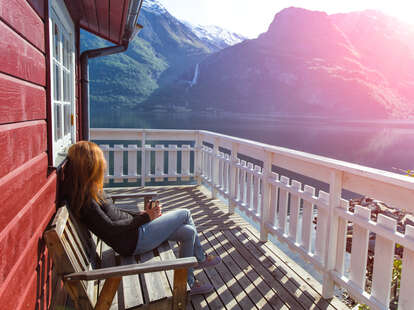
[
  {"x1": 183, "y1": 21, "x2": 246, "y2": 49},
  {"x1": 141, "y1": 0, "x2": 246, "y2": 50},
  {"x1": 142, "y1": 0, "x2": 167, "y2": 15}
]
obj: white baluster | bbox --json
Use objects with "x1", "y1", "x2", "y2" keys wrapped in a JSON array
[
  {"x1": 114, "y1": 144, "x2": 124, "y2": 183},
  {"x1": 289, "y1": 180, "x2": 301, "y2": 244},
  {"x1": 268, "y1": 172, "x2": 279, "y2": 229},
  {"x1": 212, "y1": 140, "x2": 219, "y2": 198},
  {"x1": 127, "y1": 144, "x2": 138, "y2": 183},
  {"x1": 140, "y1": 132, "x2": 146, "y2": 186},
  {"x1": 278, "y1": 176, "x2": 289, "y2": 235},
  {"x1": 145, "y1": 144, "x2": 151, "y2": 182},
  {"x1": 315, "y1": 190, "x2": 329, "y2": 265},
  {"x1": 322, "y1": 170, "x2": 343, "y2": 298},
  {"x1": 397, "y1": 225, "x2": 414, "y2": 310},
  {"x1": 154, "y1": 144, "x2": 164, "y2": 182},
  {"x1": 239, "y1": 160, "x2": 247, "y2": 208},
  {"x1": 371, "y1": 214, "x2": 396, "y2": 306},
  {"x1": 223, "y1": 154, "x2": 230, "y2": 195},
  {"x1": 253, "y1": 165, "x2": 261, "y2": 219},
  {"x1": 349, "y1": 205, "x2": 371, "y2": 290},
  {"x1": 229, "y1": 143, "x2": 239, "y2": 214},
  {"x1": 181, "y1": 144, "x2": 191, "y2": 181},
  {"x1": 246, "y1": 162, "x2": 254, "y2": 214},
  {"x1": 301, "y1": 185, "x2": 315, "y2": 253},
  {"x1": 195, "y1": 132, "x2": 202, "y2": 185},
  {"x1": 168, "y1": 144, "x2": 178, "y2": 181},
  {"x1": 335, "y1": 198, "x2": 348, "y2": 277},
  {"x1": 260, "y1": 151, "x2": 273, "y2": 242}
]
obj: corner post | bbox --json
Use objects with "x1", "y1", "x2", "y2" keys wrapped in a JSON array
[
  {"x1": 211, "y1": 138, "x2": 220, "y2": 199},
  {"x1": 140, "y1": 131, "x2": 146, "y2": 187},
  {"x1": 228, "y1": 142, "x2": 239, "y2": 214},
  {"x1": 260, "y1": 150, "x2": 272, "y2": 242},
  {"x1": 195, "y1": 131, "x2": 202, "y2": 185},
  {"x1": 322, "y1": 169, "x2": 343, "y2": 298}
]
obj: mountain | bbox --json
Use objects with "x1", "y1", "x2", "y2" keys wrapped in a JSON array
[
  {"x1": 330, "y1": 10, "x2": 414, "y2": 103},
  {"x1": 82, "y1": 0, "x2": 214, "y2": 112},
  {"x1": 158, "y1": 7, "x2": 414, "y2": 119},
  {"x1": 182, "y1": 22, "x2": 246, "y2": 50},
  {"x1": 83, "y1": 0, "x2": 246, "y2": 114}
]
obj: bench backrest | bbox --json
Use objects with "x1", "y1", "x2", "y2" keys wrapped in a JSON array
[{"x1": 44, "y1": 205, "x2": 100, "y2": 310}]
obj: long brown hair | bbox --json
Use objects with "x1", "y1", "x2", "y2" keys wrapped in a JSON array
[{"x1": 64, "y1": 141, "x2": 106, "y2": 216}]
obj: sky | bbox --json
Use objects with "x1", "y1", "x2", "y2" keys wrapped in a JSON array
[{"x1": 159, "y1": 0, "x2": 414, "y2": 38}]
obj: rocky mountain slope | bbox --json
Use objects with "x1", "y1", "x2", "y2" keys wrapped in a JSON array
[{"x1": 155, "y1": 7, "x2": 414, "y2": 119}]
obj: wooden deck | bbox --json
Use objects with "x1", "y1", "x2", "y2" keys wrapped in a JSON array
[{"x1": 59, "y1": 185, "x2": 349, "y2": 309}]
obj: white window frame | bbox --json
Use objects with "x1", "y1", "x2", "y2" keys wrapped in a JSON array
[{"x1": 49, "y1": 0, "x2": 76, "y2": 166}]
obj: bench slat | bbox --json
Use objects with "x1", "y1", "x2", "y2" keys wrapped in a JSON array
[{"x1": 119, "y1": 256, "x2": 144, "y2": 309}]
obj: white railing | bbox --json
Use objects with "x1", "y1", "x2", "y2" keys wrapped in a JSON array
[{"x1": 91, "y1": 128, "x2": 414, "y2": 310}]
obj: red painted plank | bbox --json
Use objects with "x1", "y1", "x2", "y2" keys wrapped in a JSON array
[
  {"x1": 0, "y1": 175, "x2": 56, "y2": 309},
  {"x1": 96, "y1": 0, "x2": 110, "y2": 39},
  {"x1": 16, "y1": 273, "x2": 37, "y2": 310},
  {"x1": 0, "y1": 153, "x2": 48, "y2": 235},
  {"x1": 109, "y1": 0, "x2": 128, "y2": 43},
  {"x1": 83, "y1": 0, "x2": 99, "y2": 34},
  {"x1": 27, "y1": 0, "x2": 45, "y2": 20},
  {"x1": 0, "y1": 121, "x2": 47, "y2": 178},
  {"x1": 0, "y1": 173, "x2": 56, "y2": 286},
  {"x1": 0, "y1": 19, "x2": 46, "y2": 86},
  {"x1": 0, "y1": 73, "x2": 46, "y2": 124},
  {"x1": 0, "y1": 0, "x2": 45, "y2": 52}
]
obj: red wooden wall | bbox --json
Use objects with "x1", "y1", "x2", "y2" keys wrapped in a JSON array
[{"x1": 0, "y1": 0, "x2": 80, "y2": 308}]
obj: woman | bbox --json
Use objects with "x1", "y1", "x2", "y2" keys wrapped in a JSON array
[{"x1": 63, "y1": 141, "x2": 220, "y2": 295}]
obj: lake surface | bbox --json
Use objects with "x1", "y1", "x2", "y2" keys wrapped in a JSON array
[{"x1": 92, "y1": 110, "x2": 414, "y2": 174}]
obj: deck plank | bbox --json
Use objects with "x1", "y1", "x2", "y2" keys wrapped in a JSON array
[
  {"x1": 204, "y1": 231, "x2": 258, "y2": 310},
  {"x1": 200, "y1": 232, "x2": 241, "y2": 310}
]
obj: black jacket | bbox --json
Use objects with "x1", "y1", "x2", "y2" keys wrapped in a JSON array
[{"x1": 80, "y1": 198, "x2": 150, "y2": 256}]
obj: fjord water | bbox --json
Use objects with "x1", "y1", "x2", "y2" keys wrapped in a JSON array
[{"x1": 92, "y1": 110, "x2": 414, "y2": 174}]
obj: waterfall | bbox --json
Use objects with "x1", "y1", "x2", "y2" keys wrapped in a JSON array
[{"x1": 190, "y1": 63, "x2": 199, "y2": 87}]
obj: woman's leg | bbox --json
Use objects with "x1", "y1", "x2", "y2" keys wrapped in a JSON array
[
  {"x1": 168, "y1": 210, "x2": 205, "y2": 262},
  {"x1": 134, "y1": 209, "x2": 193, "y2": 254},
  {"x1": 134, "y1": 209, "x2": 206, "y2": 287}
]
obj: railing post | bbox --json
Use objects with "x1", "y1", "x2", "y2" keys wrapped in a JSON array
[
  {"x1": 211, "y1": 138, "x2": 220, "y2": 199},
  {"x1": 228, "y1": 142, "x2": 239, "y2": 214},
  {"x1": 140, "y1": 131, "x2": 146, "y2": 187},
  {"x1": 322, "y1": 169, "x2": 343, "y2": 298},
  {"x1": 195, "y1": 131, "x2": 202, "y2": 185},
  {"x1": 260, "y1": 150, "x2": 272, "y2": 242}
]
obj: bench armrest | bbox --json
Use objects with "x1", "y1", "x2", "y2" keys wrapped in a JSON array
[
  {"x1": 106, "y1": 192, "x2": 157, "y2": 203},
  {"x1": 64, "y1": 257, "x2": 197, "y2": 281}
]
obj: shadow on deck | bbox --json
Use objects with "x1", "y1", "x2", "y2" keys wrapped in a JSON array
[
  {"x1": 106, "y1": 185, "x2": 348, "y2": 310},
  {"x1": 56, "y1": 185, "x2": 348, "y2": 309}
]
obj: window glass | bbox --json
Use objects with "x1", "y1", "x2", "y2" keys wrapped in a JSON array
[
  {"x1": 54, "y1": 23, "x2": 60, "y2": 61},
  {"x1": 64, "y1": 104, "x2": 71, "y2": 135},
  {"x1": 54, "y1": 62, "x2": 61, "y2": 101},
  {"x1": 54, "y1": 103, "x2": 62, "y2": 142},
  {"x1": 50, "y1": 0, "x2": 75, "y2": 166}
]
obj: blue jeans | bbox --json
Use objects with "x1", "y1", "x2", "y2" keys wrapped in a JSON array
[{"x1": 134, "y1": 209, "x2": 206, "y2": 286}]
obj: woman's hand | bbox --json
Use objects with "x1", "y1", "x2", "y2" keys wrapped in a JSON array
[{"x1": 145, "y1": 200, "x2": 162, "y2": 221}]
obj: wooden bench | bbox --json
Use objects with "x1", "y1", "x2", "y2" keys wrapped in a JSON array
[{"x1": 44, "y1": 193, "x2": 197, "y2": 310}]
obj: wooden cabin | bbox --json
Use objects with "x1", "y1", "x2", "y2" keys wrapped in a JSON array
[{"x1": 0, "y1": 1, "x2": 144, "y2": 309}]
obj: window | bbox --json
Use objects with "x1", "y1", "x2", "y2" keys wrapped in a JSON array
[{"x1": 49, "y1": 0, "x2": 76, "y2": 166}]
